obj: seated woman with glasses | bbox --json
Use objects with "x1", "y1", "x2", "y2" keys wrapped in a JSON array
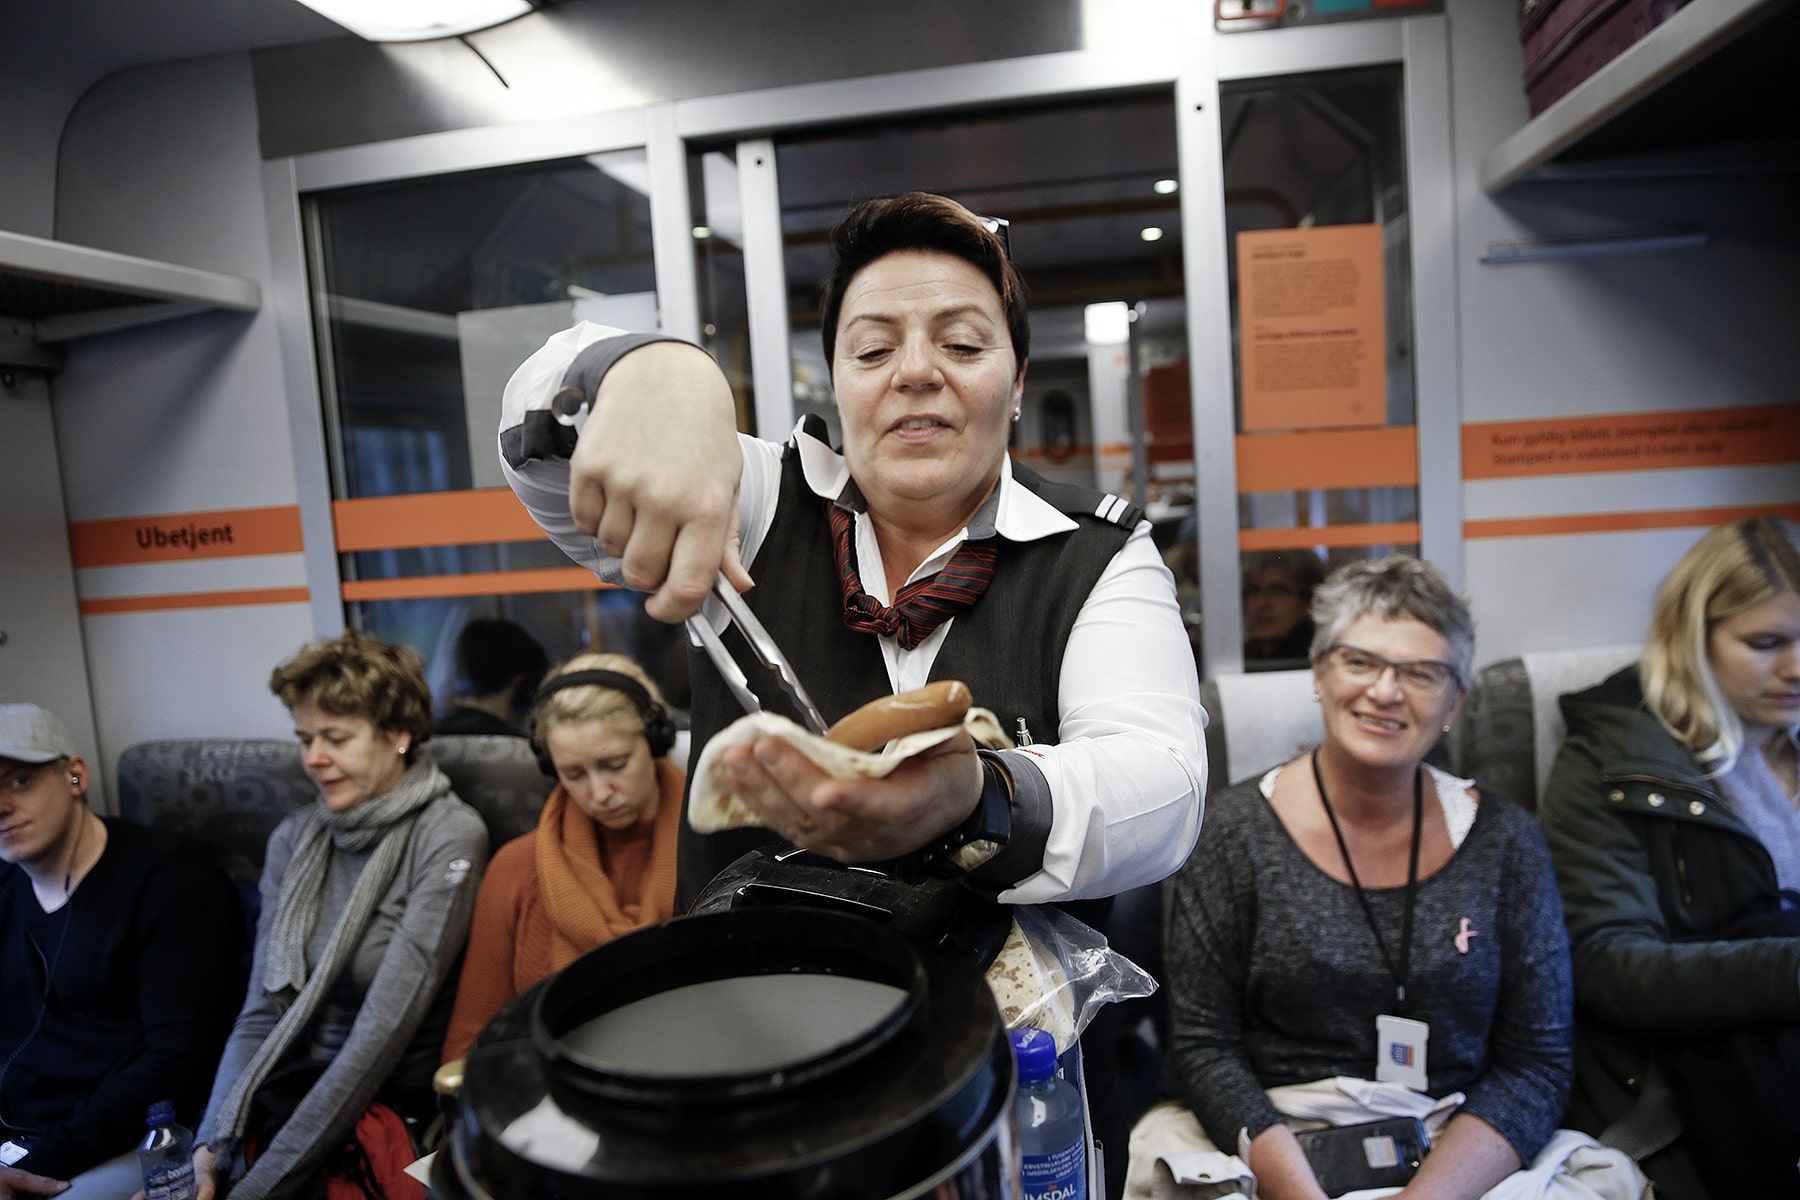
[
  {"x1": 1131, "y1": 556, "x2": 1583, "y2": 1200},
  {"x1": 1242, "y1": 551, "x2": 1325, "y2": 670}
]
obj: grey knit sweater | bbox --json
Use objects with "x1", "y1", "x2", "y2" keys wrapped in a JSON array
[
  {"x1": 1163, "y1": 770, "x2": 1573, "y2": 1162},
  {"x1": 200, "y1": 794, "x2": 487, "y2": 1199}
]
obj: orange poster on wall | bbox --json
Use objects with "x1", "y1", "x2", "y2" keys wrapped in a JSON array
[
  {"x1": 1462, "y1": 405, "x2": 1800, "y2": 479},
  {"x1": 1237, "y1": 224, "x2": 1386, "y2": 432}
]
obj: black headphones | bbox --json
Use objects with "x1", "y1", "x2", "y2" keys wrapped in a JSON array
[{"x1": 528, "y1": 669, "x2": 676, "y2": 777}]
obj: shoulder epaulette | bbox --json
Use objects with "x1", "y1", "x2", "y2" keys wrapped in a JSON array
[{"x1": 1013, "y1": 465, "x2": 1144, "y2": 530}]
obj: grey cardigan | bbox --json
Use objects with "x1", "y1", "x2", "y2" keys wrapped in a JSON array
[{"x1": 200, "y1": 794, "x2": 486, "y2": 1199}]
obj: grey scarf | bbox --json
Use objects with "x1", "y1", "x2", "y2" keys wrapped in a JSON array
[{"x1": 210, "y1": 757, "x2": 451, "y2": 1148}]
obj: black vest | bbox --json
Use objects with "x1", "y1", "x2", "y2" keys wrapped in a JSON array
[{"x1": 677, "y1": 445, "x2": 1141, "y2": 910}]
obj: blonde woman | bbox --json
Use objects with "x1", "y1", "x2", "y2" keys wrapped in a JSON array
[
  {"x1": 441, "y1": 654, "x2": 682, "y2": 1065},
  {"x1": 1539, "y1": 515, "x2": 1800, "y2": 1200}
]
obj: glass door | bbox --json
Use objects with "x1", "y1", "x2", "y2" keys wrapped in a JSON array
[
  {"x1": 303, "y1": 149, "x2": 693, "y2": 710},
  {"x1": 690, "y1": 92, "x2": 1203, "y2": 673},
  {"x1": 1221, "y1": 64, "x2": 1419, "y2": 671}
]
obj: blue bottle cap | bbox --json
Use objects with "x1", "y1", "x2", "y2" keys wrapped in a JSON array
[
  {"x1": 146, "y1": 1100, "x2": 176, "y2": 1128},
  {"x1": 1009, "y1": 1027, "x2": 1058, "y2": 1083}
]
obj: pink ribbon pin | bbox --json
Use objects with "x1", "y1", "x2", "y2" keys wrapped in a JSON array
[{"x1": 1455, "y1": 917, "x2": 1478, "y2": 954}]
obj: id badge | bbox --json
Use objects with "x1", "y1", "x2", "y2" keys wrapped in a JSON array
[{"x1": 1375, "y1": 1013, "x2": 1429, "y2": 1091}]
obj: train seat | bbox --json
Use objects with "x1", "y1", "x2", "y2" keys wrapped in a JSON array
[
  {"x1": 115, "y1": 733, "x2": 548, "y2": 892},
  {"x1": 1198, "y1": 668, "x2": 1323, "y2": 795},
  {"x1": 1452, "y1": 644, "x2": 1639, "y2": 811}
]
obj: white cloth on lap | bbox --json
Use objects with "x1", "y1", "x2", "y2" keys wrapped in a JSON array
[{"x1": 1125, "y1": 1077, "x2": 1648, "y2": 1200}]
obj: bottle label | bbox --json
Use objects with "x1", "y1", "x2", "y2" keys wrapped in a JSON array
[
  {"x1": 1021, "y1": 1138, "x2": 1086, "y2": 1200},
  {"x1": 145, "y1": 1164, "x2": 197, "y2": 1200}
]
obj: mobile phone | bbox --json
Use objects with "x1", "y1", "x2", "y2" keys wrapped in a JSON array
[{"x1": 1293, "y1": 1117, "x2": 1429, "y2": 1197}]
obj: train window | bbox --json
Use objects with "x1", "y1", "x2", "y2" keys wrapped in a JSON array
[
  {"x1": 304, "y1": 151, "x2": 692, "y2": 711},
  {"x1": 1220, "y1": 64, "x2": 1418, "y2": 672}
]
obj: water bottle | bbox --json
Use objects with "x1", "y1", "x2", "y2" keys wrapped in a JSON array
[
  {"x1": 137, "y1": 1101, "x2": 197, "y2": 1200},
  {"x1": 1010, "y1": 1028, "x2": 1086, "y2": 1200}
]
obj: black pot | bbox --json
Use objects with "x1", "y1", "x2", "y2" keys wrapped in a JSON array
[{"x1": 438, "y1": 904, "x2": 1019, "y2": 1199}]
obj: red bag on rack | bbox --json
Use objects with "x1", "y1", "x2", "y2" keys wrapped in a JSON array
[{"x1": 1518, "y1": 0, "x2": 1693, "y2": 114}]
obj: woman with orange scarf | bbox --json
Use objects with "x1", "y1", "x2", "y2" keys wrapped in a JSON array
[{"x1": 441, "y1": 653, "x2": 682, "y2": 1064}]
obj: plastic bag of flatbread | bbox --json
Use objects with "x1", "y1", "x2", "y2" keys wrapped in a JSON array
[
  {"x1": 984, "y1": 904, "x2": 1157, "y2": 1056},
  {"x1": 688, "y1": 704, "x2": 1009, "y2": 834}
]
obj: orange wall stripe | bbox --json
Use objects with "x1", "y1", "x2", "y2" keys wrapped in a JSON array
[
  {"x1": 1237, "y1": 427, "x2": 1418, "y2": 494},
  {"x1": 1463, "y1": 405, "x2": 1800, "y2": 480},
  {"x1": 332, "y1": 488, "x2": 545, "y2": 552},
  {"x1": 341, "y1": 567, "x2": 610, "y2": 602},
  {"x1": 69, "y1": 505, "x2": 304, "y2": 568},
  {"x1": 79, "y1": 586, "x2": 310, "y2": 615},
  {"x1": 1466, "y1": 503, "x2": 1800, "y2": 541},
  {"x1": 1239, "y1": 522, "x2": 1420, "y2": 551}
]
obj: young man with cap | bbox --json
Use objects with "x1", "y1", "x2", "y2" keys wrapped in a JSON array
[{"x1": 0, "y1": 705, "x2": 241, "y2": 1199}]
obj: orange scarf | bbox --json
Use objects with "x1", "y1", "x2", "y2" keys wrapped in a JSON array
[{"x1": 535, "y1": 758, "x2": 683, "y2": 970}]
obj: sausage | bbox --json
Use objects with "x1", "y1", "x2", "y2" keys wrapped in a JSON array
[{"x1": 823, "y1": 680, "x2": 973, "y2": 753}]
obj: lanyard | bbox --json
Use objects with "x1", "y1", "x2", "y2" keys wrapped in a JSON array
[{"x1": 1311, "y1": 750, "x2": 1422, "y2": 1012}]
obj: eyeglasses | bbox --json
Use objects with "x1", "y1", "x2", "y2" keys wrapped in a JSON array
[
  {"x1": 977, "y1": 215, "x2": 1012, "y2": 260},
  {"x1": 1323, "y1": 642, "x2": 1461, "y2": 697}
]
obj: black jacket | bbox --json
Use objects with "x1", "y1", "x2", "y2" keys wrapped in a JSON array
[
  {"x1": 0, "y1": 819, "x2": 242, "y2": 1178},
  {"x1": 1537, "y1": 665, "x2": 1800, "y2": 1199}
]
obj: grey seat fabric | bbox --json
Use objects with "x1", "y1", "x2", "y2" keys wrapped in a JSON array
[
  {"x1": 1453, "y1": 644, "x2": 1638, "y2": 812},
  {"x1": 116, "y1": 739, "x2": 315, "y2": 888},
  {"x1": 1450, "y1": 659, "x2": 1536, "y2": 809},
  {"x1": 430, "y1": 733, "x2": 553, "y2": 850},
  {"x1": 116, "y1": 734, "x2": 548, "y2": 887}
]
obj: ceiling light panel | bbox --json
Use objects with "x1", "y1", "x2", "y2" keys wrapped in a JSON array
[{"x1": 293, "y1": 0, "x2": 533, "y2": 42}]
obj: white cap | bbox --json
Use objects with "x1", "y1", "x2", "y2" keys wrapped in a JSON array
[{"x1": 0, "y1": 704, "x2": 77, "y2": 764}]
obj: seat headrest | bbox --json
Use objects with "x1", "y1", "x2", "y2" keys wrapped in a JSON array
[
  {"x1": 1518, "y1": 644, "x2": 1640, "y2": 799},
  {"x1": 1204, "y1": 668, "x2": 1322, "y2": 787},
  {"x1": 116, "y1": 735, "x2": 549, "y2": 881}
]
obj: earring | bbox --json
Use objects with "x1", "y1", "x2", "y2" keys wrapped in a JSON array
[
  {"x1": 1442, "y1": 724, "x2": 1453, "y2": 734},
  {"x1": 71, "y1": 775, "x2": 80, "y2": 786},
  {"x1": 1011, "y1": 408, "x2": 1022, "y2": 422},
  {"x1": 1311, "y1": 692, "x2": 1320, "y2": 702}
]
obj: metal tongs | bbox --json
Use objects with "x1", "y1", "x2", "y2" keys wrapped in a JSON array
[{"x1": 686, "y1": 571, "x2": 829, "y2": 736}]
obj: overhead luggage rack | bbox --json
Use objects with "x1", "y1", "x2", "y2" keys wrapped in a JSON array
[
  {"x1": 0, "y1": 229, "x2": 261, "y2": 371},
  {"x1": 1482, "y1": 0, "x2": 1800, "y2": 191}
]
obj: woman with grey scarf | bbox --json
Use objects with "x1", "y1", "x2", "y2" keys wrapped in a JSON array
[{"x1": 189, "y1": 630, "x2": 487, "y2": 1200}]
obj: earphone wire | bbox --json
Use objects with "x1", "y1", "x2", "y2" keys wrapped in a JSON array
[{"x1": 62, "y1": 805, "x2": 88, "y2": 899}]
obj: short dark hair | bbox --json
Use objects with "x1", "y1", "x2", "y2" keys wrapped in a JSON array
[
  {"x1": 819, "y1": 192, "x2": 1029, "y2": 370},
  {"x1": 456, "y1": 617, "x2": 549, "y2": 696}
]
